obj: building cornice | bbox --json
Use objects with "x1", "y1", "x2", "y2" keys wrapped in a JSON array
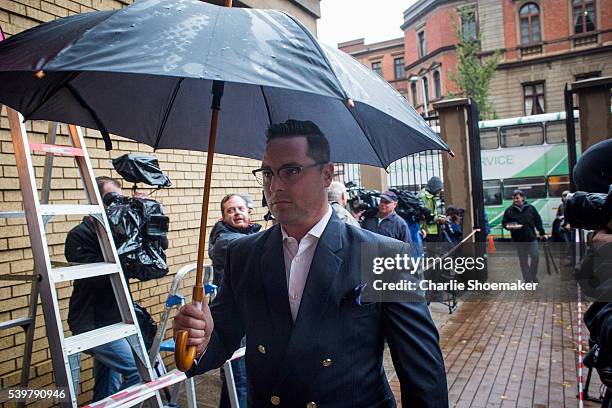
[
  {"x1": 497, "y1": 44, "x2": 612, "y2": 69},
  {"x1": 288, "y1": 0, "x2": 321, "y2": 19},
  {"x1": 404, "y1": 45, "x2": 456, "y2": 71},
  {"x1": 345, "y1": 38, "x2": 405, "y2": 57},
  {"x1": 401, "y1": 0, "x2": 456, "y2": 30}
]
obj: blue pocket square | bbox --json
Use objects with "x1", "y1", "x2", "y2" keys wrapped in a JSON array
[{"x1": 354, "y1": 282, "x2": 368, "y2": 306}]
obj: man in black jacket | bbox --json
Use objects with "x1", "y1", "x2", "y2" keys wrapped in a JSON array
[
  {"x1": 502, "y1": 189, "x2": 547, "y2": 283},
  {"x1": 65, "y1": 176, "x2": 140, "y2": 401},
  {"x1": 208, "y1": 194, "x2": 261, "y2": 408}
]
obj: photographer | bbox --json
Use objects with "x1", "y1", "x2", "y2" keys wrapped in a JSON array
[
  {"x1": 419, "y1": 176, "x2": 446, "y2": 242},
  {"x1": 569, "y1": 139, "x2": 612, "y2": 407},
  {"x1": 65, "y1": 176, "x2": 169, "y2": 401}
]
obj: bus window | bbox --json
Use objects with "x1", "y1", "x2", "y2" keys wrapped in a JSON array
[
  {"x1": 483, "y1": 180, "x2": 502, "y2": 205},
  {"x1": 547, "y1": 175, "x2": 570, "y2": 197},
  {"x1": 502, "y1": 176, "x2": 546, "y2": 200},
  {"x1": 500, "y1": 124, "x2": 544, "y2": 147},
  {"x1": 545, "y1": 121, "x2": 567, "y2": 144},
  {"x1": 480, "y1": 129, "x2": 499, "y2": 150}
]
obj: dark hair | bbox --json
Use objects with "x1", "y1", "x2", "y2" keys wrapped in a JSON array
[
  {"x1": 266, "y1": 120, "x2": 330, "y2": 164},
  {"x1": 512, "y1": 189, "x2": 524, "y2": 198},
  {"x1": 220, "y1": 194, "x2": 246, "y2": 215},
  {"x1": 96, "y1": 176, "x2": 120, "y2": 197}
]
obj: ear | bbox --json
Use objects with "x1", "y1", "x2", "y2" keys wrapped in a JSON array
[{"x1": 322, "y1": 163, "x2": 334, "y2": 187}]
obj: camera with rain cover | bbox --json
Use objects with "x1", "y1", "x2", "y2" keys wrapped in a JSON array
[
  {"x1": 564, "y1": 186, "x2": 612, "y2": 231},
  {"x1": 104, "y1": 154, "x2": 172, "y2": 281}
]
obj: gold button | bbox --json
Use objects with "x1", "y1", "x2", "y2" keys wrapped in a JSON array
[
  {"x1": 258, "y1": 345, "x2": 266, "y2": 354},
  {"x1": 270, "y1": 395, "x2": 280, "y2": 405},
  {"x1": 322, "y1": 358, "x2": 333, "y2": 367},
  {"x1": 306, "y1": 402, "x2": 317, "y2": 408}
]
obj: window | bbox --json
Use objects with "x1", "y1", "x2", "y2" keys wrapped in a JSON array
[
  {"x1": 371, "y1": 61, "x2": 382, "y2": 77},
  {"x1": 411, "y1": 81, "x2": 418, "y2": 106},
  {"x1": 519, "y1": 3, "x2": 541, "y2": 45},
  {"x1": 433, "y1": 71, "x2": 441, "y2": 99},
  {"x1": 422, "y1": 77, "x2": 429, "y2": 111},
  {"x1": 500, "y1": 124, "x2": 544, "y2": 147},
  {"x1": 523, "y1": 82, "x2": 545, "y2": 115},
  {"x1": 418, "y1": 30, "x2": 426, "y2": 58},
  {"x1": 483, "y1": 180, "x2": 503, "y2": 205},
  {"x1": 480, "y1": 129, "x2": 499, "y2": 149},
  {"x1": 502, "y1": 176, "x2": 546, "y2": 200},
  {"x1": 547, "y1": 175, "x2": 570, "y2": 197},
  {"x1": 573, "y1": 0, "x2": 596, "y2": 34},
  {"x1": 461, "y1": 7, "x2": 478, "y2": 41},
  {"x1": 394, "y1": 57, "x2": 404, "y2": 80}
]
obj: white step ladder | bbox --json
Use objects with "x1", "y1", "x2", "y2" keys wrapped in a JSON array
[{"x1": 6, "y1": 107, "x2": 163, "y2": 407}]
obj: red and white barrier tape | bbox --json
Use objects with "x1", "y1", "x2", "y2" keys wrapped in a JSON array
[
  {"x1": 229, "y1": 346, "x2": 246, "y2": 361},
  {"x1": 84, "y1": 369, "x2": 187, "y2": 408},
  {"x1": 577, "y1": 283, "x2": 584, "y2": 408}
]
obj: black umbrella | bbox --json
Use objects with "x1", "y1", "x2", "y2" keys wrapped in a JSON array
[{"x1": 0, "y1": 0, "x2": 450, "y2": 370}]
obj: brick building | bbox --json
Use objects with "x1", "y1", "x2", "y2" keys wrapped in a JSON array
[
  {"x1": 0, "y1": 0, "x2": 319, "y2": 404},
  {"x1": 338, "y1": 37, "x2": 409, "y2": 99},
  {"x1": 340, "y1": 0, "x2": 611, "y2": 118},
  {"x1": 400, "y1": 0, "x2": 612, "y2": 117}
]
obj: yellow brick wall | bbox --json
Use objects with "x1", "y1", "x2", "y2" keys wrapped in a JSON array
[{"x1": 0, "y1": 0, "x2": 280, "y2": 404}]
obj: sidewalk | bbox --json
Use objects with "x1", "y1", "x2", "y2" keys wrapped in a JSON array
[{"x1": 389, "y1": 266, "x2": 601, "y2": 407}]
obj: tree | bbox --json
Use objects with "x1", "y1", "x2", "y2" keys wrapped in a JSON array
[{"x1": 449, "y1": 7, "x2": 501, "y2": 119}]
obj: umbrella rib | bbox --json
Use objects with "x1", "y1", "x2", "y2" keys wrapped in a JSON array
[
  {"x1": 23, "y1": 71, "x2": 81, "y2": 121},
  {"x1": 279, "y1": 12, "x2": 350, "y2": 101},
  {"x1": 153, "y1": 78, "x2": 184, "y2": 150},
  {"x1": 260, "y1": 85, "x2": 272, "y2": 126},
  {"x1": 66, "y1": 83, "x2": 113, "y2": 151}
]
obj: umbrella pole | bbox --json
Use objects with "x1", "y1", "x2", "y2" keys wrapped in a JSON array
[{"x1": 175, "y1": 80, "x2": 225, "y2": 371}]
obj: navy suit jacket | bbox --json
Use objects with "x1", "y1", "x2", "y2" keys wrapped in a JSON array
[{"x1": 188, "y1": 214, "x2": 448, "y2": 407}]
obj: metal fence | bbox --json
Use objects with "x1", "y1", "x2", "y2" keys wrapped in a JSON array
[
  {"x1": 387, "y1": 115, "x2": 443, "y2": 192},
  {"x1": 333, "y1": 163, "x2": 361, "y2": 186}
]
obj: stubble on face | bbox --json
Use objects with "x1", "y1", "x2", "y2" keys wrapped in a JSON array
[{"x1": 262, "y1": 137, "x2": 332, "y2": 236}]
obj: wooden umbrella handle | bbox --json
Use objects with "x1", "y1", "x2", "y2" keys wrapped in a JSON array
[{"x1": 175, "y1": 80, "x2": 225, "y2": 371}]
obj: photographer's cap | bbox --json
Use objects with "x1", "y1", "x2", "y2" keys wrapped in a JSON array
[{"x1": 380, "y1": 191, "x2": 398, "y2": 202}]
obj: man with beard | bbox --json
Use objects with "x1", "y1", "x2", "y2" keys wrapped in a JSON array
[{"x1": 209, "y1": 194, "x2": 261, "y2": 408}]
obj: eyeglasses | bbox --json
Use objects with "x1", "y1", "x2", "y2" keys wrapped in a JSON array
[{"x1": 252, "y1": 162, "x2": 327, "y2": 186}]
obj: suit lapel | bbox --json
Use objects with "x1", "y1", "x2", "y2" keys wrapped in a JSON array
[
  {"x1": 274, "y1": 215, "x2": 345, "y2": 386},
  {"x1": 260, "y1": 226, "x2": 294, "y2": 337}
]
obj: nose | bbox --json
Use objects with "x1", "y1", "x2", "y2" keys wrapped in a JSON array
[{"x1": 268, "y1": 173, "x2": 285, "y2": 193}]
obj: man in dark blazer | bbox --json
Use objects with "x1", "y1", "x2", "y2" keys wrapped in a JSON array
[{"x1": 174, "y1": 120, "x2": 448, "y2": 407}]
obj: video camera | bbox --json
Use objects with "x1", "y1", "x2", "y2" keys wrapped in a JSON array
[
  {"x1": 105, "y1": 154, "x2": 171, "y2": 281},
  {"x1": 565, "y1": 139, "x2": 612, "y2": 231},
  {"x1": 346, "y1": 184, "x2": 432, "y2": 225},
  {"x1": 565, "y1": 186, "x2": 612, "y2": 231}
]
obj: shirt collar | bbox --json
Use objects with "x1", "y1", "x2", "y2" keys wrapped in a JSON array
[{"x1": 281, "y1": 205, "x2": 333, "y2": 241}]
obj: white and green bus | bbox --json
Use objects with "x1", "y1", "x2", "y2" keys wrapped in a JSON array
[{"x1": 479, "y1": 111, "x2": 580, "y2": 239}]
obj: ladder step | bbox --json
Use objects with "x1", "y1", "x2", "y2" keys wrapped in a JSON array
[
  {"x1": 0, "y1": 316, "x2": 34, "y2": 331},
  {"x1": 84, "y1": 370, "x2": 187, "y2": 408},
  {"x1": 29, "y1": 142, "x2": 84, "y2": 156},
  {"x1": 52, "y1": 262, "x2": 120, "y2": 283},
  {"x1": 39, "y1": 204, "x2": 102, "y2": 216},
  {"x1": 64, "y1": 322, "x2": 138, "y2": 355}
]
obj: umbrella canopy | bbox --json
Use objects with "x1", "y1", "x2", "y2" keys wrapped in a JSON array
[{"x1": 0, "y1": 0, "x2": 447, "y2": 168}]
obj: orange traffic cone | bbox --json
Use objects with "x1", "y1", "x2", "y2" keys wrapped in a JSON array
[{"x1": 487, "y1": 235, "x2": 496, "y2": 253}]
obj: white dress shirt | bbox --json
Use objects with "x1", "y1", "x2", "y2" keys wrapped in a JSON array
[{"x1": 281, "y1": 205, "x2": 333, "y2": 322}]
